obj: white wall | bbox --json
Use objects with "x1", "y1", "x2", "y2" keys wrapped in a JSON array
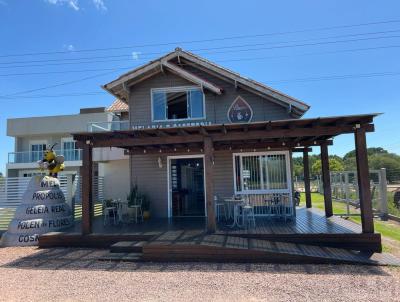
[
  {"x1": 99, "y1": 159, "x2": 130, "y2": 201},
  {"x1": 7, "y1": 112, "x2": 114, "y2": 137}
]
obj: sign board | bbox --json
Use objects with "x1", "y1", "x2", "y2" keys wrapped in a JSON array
[{"x1": 228, "y1": 96, "x2": 253, "y2": 123}]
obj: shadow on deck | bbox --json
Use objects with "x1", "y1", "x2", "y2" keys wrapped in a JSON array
[{"x1": 39, "y1": 207, "x2": 382, "y2": 253}]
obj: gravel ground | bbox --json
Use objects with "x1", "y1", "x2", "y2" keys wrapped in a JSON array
[{"x1": 0, "y1": 247, "x2": 400, "y2": 302}]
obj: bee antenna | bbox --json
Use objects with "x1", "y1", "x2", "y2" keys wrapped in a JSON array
[{"x1": 50, "y1": 143, "x2": 58, "y2": 150}]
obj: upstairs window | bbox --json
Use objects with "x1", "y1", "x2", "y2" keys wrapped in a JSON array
[{"x1": 151, "y1": 87, "x2": 205, "y2": 121}]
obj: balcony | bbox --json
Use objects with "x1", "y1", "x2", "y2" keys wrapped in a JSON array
[
  {"x1": 8, "y1": 149, "x2": 82, "y2": 164},
  {"x1": 88, "y1": 121, "x2": 130, "y2": 132}
]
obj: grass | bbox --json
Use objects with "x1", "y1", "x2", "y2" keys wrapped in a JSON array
[{"x1": 301, "y1": 193, "x2": 400, "y2": 243}]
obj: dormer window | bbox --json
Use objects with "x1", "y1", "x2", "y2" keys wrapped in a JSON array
[{"x1": 151, "y1": 86, "x2": 205, "y2": 121}]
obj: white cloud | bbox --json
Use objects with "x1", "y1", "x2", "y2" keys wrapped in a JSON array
[
  {"x1": 45, "y1": 0, "x2": 80, "y2": 11},
  {"x1": 92, "y1": 0, "x2": 107, "y2": 11},
  {"x1": 63, "y1": 44, "x2": 75, "y2": 52},
  {"x1": 131, "y1": 51, "x2": 141, "y2": 60}
]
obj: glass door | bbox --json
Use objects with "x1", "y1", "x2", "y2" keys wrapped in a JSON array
[{"x1": 170, "y1": 157, "x2": 205, "y2": 217}]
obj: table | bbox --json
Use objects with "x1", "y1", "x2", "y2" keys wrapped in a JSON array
[{"x1": 224, "y1": 197, "x2": 243, "y2": 220}]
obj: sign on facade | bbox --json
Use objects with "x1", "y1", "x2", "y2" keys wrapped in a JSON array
[{"x1": 228, "y1": 96, "x2": 253, "y2": 123}]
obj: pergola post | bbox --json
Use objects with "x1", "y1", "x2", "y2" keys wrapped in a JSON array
[
  {"x1": 320, "y1": 143, "x2": 333, "y2": 217},
  {"x1": 204, "y1": 136, "x2": 216, "y2": 233},
  {"x1": 303, "y1": 150, "x2": 312, "y2": 208},
  {"x1": 355, "y1": 127, "x2": 374, "y2": 233},
  {"x1": 81, "y1": 143, "x2": 93, "y2": 235}
]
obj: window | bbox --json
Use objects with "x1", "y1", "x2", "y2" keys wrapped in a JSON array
[
  {"x1": 30, "y1": 143, "x2": 46, "y2": 162},
  {"x1": 62, "y1": 140, "x2": 79, "y2": 161},
  {"x1": 152, "y1": 87, "x2": 205, "y2": 121},
  {"x1": 234, "y1": 152, "x2": 290, "y2": 193}
]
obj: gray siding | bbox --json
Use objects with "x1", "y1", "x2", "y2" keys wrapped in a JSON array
[
  {"x1": 128, "y1": 66, "x2": 291, "y2": 127},
  {"x1": 130, "y1": 151, "x2": 236, "y2": 218}
]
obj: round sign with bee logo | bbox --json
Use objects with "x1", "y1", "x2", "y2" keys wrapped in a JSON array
[{"x1": 227, "y1": 96, "x2": 253, "y2": 123}]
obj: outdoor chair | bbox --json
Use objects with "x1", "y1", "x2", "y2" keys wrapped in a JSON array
[
  {"x1": 116, "y1": 199, "x2": 129, "y2": 224},
  {"x1": 129, "y1": 198, "x2": 143, "y2": 223},
  {"x1": 214, "y1": 195, "x2": 227, "y2": 222},
  {"x1": 242, "y1": 204, "x2": 256, "y2": 229},
  {"x1": 102, "y1": 199, "x2": 117, "y2": 226}
]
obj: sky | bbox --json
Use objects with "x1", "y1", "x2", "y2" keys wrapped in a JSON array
[{"x1": 0, "y1": 0, "x2": 400, "y2": 175}]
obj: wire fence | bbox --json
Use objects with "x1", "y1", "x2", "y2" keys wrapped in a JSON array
[{"x1": 295, "y1": 168, "x2": 400, "y2": 220}]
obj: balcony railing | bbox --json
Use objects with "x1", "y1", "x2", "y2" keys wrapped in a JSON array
[
  {"x1": 8, "y1": 149, "x2": 82, "y2": 164},
  {"x1": 88, "y1": 121, "x2": 130, "y2": 132}
]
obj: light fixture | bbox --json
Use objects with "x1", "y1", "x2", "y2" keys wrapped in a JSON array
[
  {"x1": 267, "y1": 146, "x2": 271, "y2": 150},
  {"x1": 282, "y1": 142, "x2": 286, "y2": 146},
  {"x1": 174, "y1": 148, "x2": 177, "y2": 152},
  {"x1": 157, "y1": 156, "x2": 163, "y2": 168},
  {"x1": 187, "y1": 148, "x2": 190, "y2": 152},
  {"x1": 143, "y1": 149, "x2": 147, "y2": 154},
  {"x1": 159, "y1": 149, "x2": 162, "y2": 153}
]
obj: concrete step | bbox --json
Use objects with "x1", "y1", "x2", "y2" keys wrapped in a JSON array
[
  {"x1": 110, "y1": 241, "x2": 147, "y2": 253},
  {"x1": 98, "y1": 252, "x2": 143, "y2": 262}
]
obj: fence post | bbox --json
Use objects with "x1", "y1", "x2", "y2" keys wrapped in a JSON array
[
  {"x1": 379, "y1": 168, "x2": 388, "y2": 221},
  {"x1": 344, "y1": 172, "x2": 350, "y2": 216},
  {"x1": 66, "y1": 174, "x2": 75, "y2": 220}
]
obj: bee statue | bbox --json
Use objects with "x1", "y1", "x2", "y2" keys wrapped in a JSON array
[{"x1": 37, "y1": 143, "x2": 65, "y2": 178}]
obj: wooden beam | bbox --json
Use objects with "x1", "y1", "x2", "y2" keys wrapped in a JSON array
[
  {"x1": 204, "y1": 137, "x2": 216, "y2": 233},
  {"x1": 162, "y1": 61, "x2": 223, "y2": 95},
  {"x1": 178, "y1": 129, "x2": 190, "y2": 136},
  {"x1": 355, "y1": 127, "x2": 374, "y2": 233},
  {"x1": 199, "y1": 127, "x2": 208, "y2": 136},
  {"x1": 320, "y1": 143, "x2": 333, "y2": 217},
  {"x1": 81, "y1": 144, "x2": 93, "y2": 235},
  {"x1": 210, "y1": 124, "x2": 373, "y2": 143},
  {"x1": 303, "y1": 150, "x2": 312, "y2": 208},
  {"x1": 292, "y1": 147, "x2": 312, "y2": 153},
  {"x1": 221, "y1": 124, "x2": 227, "y2": 135},
  {"x1": 156, "y1": 129, "x2": 169, "y2": 137}
]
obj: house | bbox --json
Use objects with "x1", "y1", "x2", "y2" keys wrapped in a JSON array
[
  {"x1": 6, "y1": 102, "x2": 130, "y2": 202},
  {"x1": 38, "y1": 48, "x2": 380, "y2": 255}
]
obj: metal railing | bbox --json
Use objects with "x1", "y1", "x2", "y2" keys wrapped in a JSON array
[
  {"x1": 8, "y1": 149, "x2": 82, "y2": 164},
  {"x1": 236, "y1": 192, "x2": 294, "y2": 218},
  {"x1": 88, "y1": 120, "x2": 130, "y2": 132}
]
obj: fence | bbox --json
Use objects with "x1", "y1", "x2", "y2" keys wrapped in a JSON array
[
  {"x1": 0, "y1": 175, "x2": 104, "y2": 208},
  {"x1": 297, "y1": 169, "x2": 389, "y2": 219}
]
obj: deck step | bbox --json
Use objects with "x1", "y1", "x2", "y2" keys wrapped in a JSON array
[
  {"x1": 98, "y1": 252, "x2": 143, "y2": 262},
  {"x1": 110, "y1": 241, "x2": 147, "y2": 253}
]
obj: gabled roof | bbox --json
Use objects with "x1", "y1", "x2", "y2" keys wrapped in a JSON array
[
  {"x1": 106, "y1": 99, "x2": 128, "y2": 113},
  {"x1": 102, "y1": 48, "x2": 310, "y2": 117}
]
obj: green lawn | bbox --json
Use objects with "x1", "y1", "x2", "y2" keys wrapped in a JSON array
[{"x1": 302, "y1": 193, "x2": 400, "y2": 243}]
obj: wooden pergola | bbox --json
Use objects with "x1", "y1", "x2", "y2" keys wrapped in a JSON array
[{"x1": 73, "y1": 113, "x2": 378, "y2": 235}]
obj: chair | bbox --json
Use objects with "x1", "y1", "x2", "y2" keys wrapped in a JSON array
[
  {"x1": 116, "y1": 199, "x2": 129, "y2": 224},
  {"x1": 242, "y1": 204, "x2": 256, "y2": 229},
  {"x1": 102, "y1": 199, "x2": 117, "y2": 226},
  {"x1": 214, "y1": 195, "x2": 227, "y2": 222},
  {"x1": 129, "y1": 197, "x2": 143, "y2": 223}
]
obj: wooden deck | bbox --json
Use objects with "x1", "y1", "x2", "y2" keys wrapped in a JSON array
[{"x1": 39, "y1": 207, "x2": 382, "y2": 252}]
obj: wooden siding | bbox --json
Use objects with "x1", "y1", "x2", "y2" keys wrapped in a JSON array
[
  {"x1": 130, "y1": 150, "x2": 236, "y2": 218},
  {"x1": 130, "y1": 153, "x2": 169, "y2": 218},
  {"x1": 128, "y1": 66, "x2": 291, "y2": 127}
]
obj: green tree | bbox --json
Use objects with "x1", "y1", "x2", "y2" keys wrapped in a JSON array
[
  {"x1": 311, "y1": 158, "x2": 344, "y2": 175},
  {"x1": 343, "y1": 147, "x2": 400, "y2": 182}
]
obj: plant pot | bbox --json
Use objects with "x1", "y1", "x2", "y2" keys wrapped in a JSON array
[{"x1": 143, "y1": 211, "x2": 150, "y2": 220}]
